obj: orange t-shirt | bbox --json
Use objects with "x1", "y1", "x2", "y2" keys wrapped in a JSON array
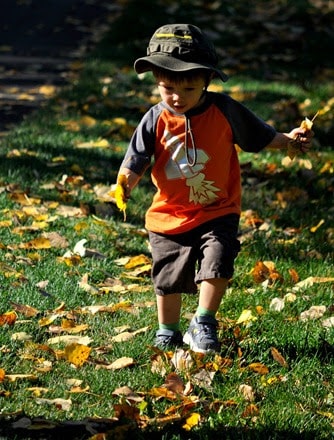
[{"x1": 121, "y1": 92, "x2": 276, "y2": 234}]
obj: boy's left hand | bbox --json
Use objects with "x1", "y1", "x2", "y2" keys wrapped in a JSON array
[{"x1": 287, "y1": 123, "x2": 314, "y2": 159}]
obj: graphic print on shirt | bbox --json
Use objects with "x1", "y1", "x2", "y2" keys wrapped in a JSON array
[{"x1": 163, "y1": 129, "x2": 220, "y2": 205}]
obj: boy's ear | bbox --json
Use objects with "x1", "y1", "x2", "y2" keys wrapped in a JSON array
[{"x1": 204, "y1": 72, "x2": 214, "y2": 89}]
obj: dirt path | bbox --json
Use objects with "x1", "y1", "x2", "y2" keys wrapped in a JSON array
[{"x1": 0, "y1": 0, "x2": 116, "y2": 134}]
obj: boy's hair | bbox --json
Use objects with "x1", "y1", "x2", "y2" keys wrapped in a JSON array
[{"x1": 151, "y1": 66, "x2": 212, "y2": 87}]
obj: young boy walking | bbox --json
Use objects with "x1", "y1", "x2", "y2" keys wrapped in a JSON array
[{"x1": 117, "y1": 24, "x2": 313, "y2": 353}]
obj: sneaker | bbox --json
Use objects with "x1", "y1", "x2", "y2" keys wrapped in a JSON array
[
  {"x1": 183, "y1": 315, "x2": 220, "y2": 353},
  {"x1": 154, "y1": 329, "x2": 183, "y2": 350}
]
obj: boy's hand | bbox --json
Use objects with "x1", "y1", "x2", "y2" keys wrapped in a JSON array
[
  {"x1": 109, "y1": 175, "x2": 128, "y2": 220},
  {"x1": 287, "y1": 117, "x2": 315, "y2": 159}
]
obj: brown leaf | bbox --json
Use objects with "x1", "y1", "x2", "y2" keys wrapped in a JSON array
[
  {"x1": 163, "y1": 372, "x2": 185, "y2": 394},
  {"x1": 0, "y1": 368, "x2": 5, "y2": 382},
  {"x1": 0, "y1": 311, "x2": 17, "y2": 326},
  {"x1": 112, "y1": 386, "x2": 144, "y2": 402},
  {"x1": 288, "y1": 268, "x2": 300, "y2": 283},
  {"x1": 271, "y1": 347, "x2": 289, "y2": 368},
  {"x1": 10, "y1": 301, "x2": 39, "y2": 318},
  {"x1": 242, "y1": 403, "x2": 259, "y2": 418}
]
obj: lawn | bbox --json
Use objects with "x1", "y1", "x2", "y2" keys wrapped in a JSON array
[{"x1": 0, "y1": 1, "x2": 333, "y2": 439}]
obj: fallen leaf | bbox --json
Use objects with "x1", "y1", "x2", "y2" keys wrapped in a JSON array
[
  {"x1": 36, "y1": 398, "x2": 72, "y2": 411},
  {"x1": 271, "y1": 347, "x2": 289, "y2": 368},
  {"x1": 64, "y1": 343, "x2": 91, "y2": 367},
  {"x1": 163, "y1": 372, "x2": 185, "y2": 394},
  {"x1": 236, "y1": 309, "x2": 257, "y2": 325},
  {"x1": 112, "y1": 386, "x2": 144, "y2": 403},
  {"x1": 124, "y1": 254, "x2": 151, "y2": 269},
  {"x1": 248, "y1": 362, "x2": 269, "y2": 375},
  {"x1": 182, "y1": 412, "x2": 201, "y2": 431},
  {"x1": 322, "y1": 317, "x2": 334, "y2": 328},
  {"x1": 242, "y1": 403, "x2": 259, "y2": 418},
  {"x1": 18, "y1": 237, "x2": 51, "y2": 250},
  {"x1": 104, "y1": 357, "x2": 135, "y2": 370},
  {"x1": 6, "y1": 374, "x2": 38, "y2": 382},
  {"x1": 269, "y1": 297, "x2": 285, "y2": 312},
  {"x1": 293, "y1": 276, "x2": 334, "y2": 291},
  {"x1": 11, "y1": 332, "x2": 33, "y2": 341},
  {"x1": 239, "y1": 384, "x2": 255, "y2": 401},
  {"x1": 171, "y1": 349, "x2": 194, "y2": 371},
  {"x1": 47, "y1": 335, "x2": 92, "y2": 345},
  {"x1": 111, "y1": 326, "x2": 150, "y2": 342},
  {"x1": 10, "y1": 301, "x2": 39, "y2": 317},
  {"x1": 300, "y1": 305, "x2": 326, "y2": 321},
  {"x1": 0, "y1": 311, "x2": 17, "y2": 326}
]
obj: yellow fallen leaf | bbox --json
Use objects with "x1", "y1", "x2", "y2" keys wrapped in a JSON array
[
  {"x1": 125, "y1": 254, "x2": 151, "y2": 269},
  {"x1": 75, "y1": 138, "x2": 110, "y2": 149},
  {"x1": 79, "y1": 115, "x2": 97, "y2": 127},
  {"x1": 236, "y1": 309, "x2": 257, "y2": 325},
  {"x1": 18, "y1": 237, "x2": 51, "y2": 250},
  {"x1": 64, "y1": 343, "x2": 91, "y2": 367},
  {"x1": 182, "y1": 412, "x2": 201, "y2": 431},
  {"x1": 248, "y1": 362, "x2": 269, "y2": 375}
]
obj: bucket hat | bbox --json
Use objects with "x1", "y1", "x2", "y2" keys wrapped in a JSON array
[{"x1": 134, "y1": 24, "x2": 228, "y2": 82}]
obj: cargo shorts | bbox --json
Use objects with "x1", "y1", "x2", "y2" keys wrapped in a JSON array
[{"x1": 148, "y1": 214, "x2": 241, "y2": 295}]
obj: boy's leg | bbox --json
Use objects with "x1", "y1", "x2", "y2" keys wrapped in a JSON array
[
  {"x1": 156, "y1": 293, "x2": 182, "y2": 325},
  {"x1": 154, "y1": 293, "x2": 183, "y2": 349},
  {"x1": 198, "y1": 278, "x2": 228, "y2": 314},
  {"x1": 183, "y1": 278, "x2": 228, "y2": 353}
]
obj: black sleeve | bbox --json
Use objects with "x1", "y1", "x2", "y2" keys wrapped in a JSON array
[
  {"x1": 119, "y1": 107, "x2": 157, "y2": 175},
  {"x1": 214, "y1": 93, "x2": 277, "y2": 152}
]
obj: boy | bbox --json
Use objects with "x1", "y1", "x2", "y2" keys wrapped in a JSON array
[{"x1": 117, "y1": 24, "x2": 313, "y2": 353}]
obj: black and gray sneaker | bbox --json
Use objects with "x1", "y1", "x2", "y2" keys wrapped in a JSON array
[
  {"x1": 154, "y1": 329, "x2": 183, "y2": 350},
  {"x1": 183, "y1": 315, "x2": 220, "y2": 353}
]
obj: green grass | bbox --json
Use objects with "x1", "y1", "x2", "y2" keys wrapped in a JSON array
[{"x1": 0, "y1": 1, "x2": 333, "y2": 439}]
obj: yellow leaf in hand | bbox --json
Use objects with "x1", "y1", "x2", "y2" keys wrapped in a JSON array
[
  {"x1": 114, "y1": 174, "x2": 128, "y2": 220},
  {"x1": 288, "y1": 112, "x2": 318, "y2": 159}
]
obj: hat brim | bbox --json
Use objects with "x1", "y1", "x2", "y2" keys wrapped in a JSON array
[{"x1": 134, "y1": 55, "x2": 228, "y2": 82}]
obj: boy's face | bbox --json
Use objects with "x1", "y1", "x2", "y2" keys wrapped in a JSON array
[{"x1": 157, "y1": 77, "x2": 207, "y2": 114}]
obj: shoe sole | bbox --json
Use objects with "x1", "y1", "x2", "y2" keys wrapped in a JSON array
[{"x1": 183, "y1": 331, "x2": 217, "y2": 354}]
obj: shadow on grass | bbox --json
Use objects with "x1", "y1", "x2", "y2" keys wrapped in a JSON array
[{"x1": 0, "y1": 418, "x2": 322, "y2": 440}]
